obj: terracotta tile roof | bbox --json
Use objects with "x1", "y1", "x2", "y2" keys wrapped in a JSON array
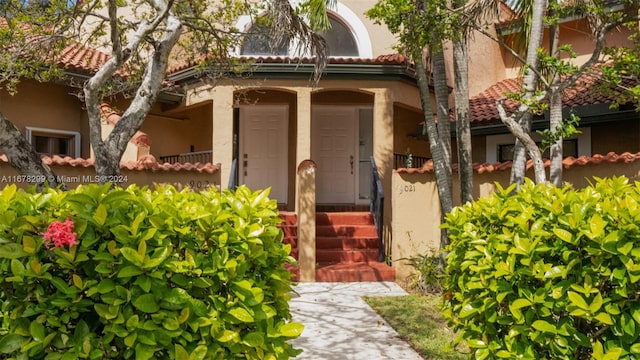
[
  {"x1": 469, "y1": 77, "x2": 522, "y2": 123},
  {"x1": 57, "y1": 42, "x2": 110, "y2": 74},
  {"x1": 469, "y1": 71, "x2": 638, "y2": 124},
  {"x1": 168, "y1": 54, "x2": 412, "y2": 75},
  {"x1": 395, "y1": 152, "x2": 640, "y2": 174},
  {"x1": 0, "y1": 154, "x2": 221, "y2": 173}
]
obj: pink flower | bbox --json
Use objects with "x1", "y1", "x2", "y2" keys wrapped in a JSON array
[{"x1": 41, "y1": 218, "x2": 78, "y2": 249}]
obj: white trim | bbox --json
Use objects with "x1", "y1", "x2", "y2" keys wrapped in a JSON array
[
  {"x1": 327, "y1": 3, "x2": 373, "y2": 58},
  {"x1": 485, "y1": 127, "x2": 591, "y2": 163},
  {"x1": 25, "y1": 127, "x2": 81, "y2": 157}
]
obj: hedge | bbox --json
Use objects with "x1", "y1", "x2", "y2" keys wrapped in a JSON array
[
  {"x1": 442, "y1": 177, "x2": 640, "y2": 360},
  {"x1": 0, "y1": 184, "x2": 301, "y2": 360}
]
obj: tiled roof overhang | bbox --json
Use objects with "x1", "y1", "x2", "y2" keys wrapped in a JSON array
[
  {"x1": 395, "y1": 152, "x2": 640, "y2": 175},
  {"x1": 0, "y1": 155, "x2": 221, "y2": 173},
  {"x1": 167, "y1": 55, "x2": 418, "y2": 85},
  {"x1": 468, "y1": 71, "x2": 640, "y2": 135}
]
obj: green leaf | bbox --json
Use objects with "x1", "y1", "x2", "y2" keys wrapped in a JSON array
[
  {"x1": 587, "y1": 213, "x2": 606, "y2": 239},
  {"x1": 595, "y1": 312, "x2": 614, "y2": 325},
  {"x1": 0, "y1": 244, "x2": 29, "y2": 259},
  {"x1": 93, "y1": 204, "x2": 108, "y2": 226},
  {"x1": 278, "y1": 322, "x2": 304, "y2": 338},
  {"x1": 228, "y1": 307, "x2": 254, "y2": 323},
  {"x1": 188, "y1": 345, "x2": 207, "y2": 360},
  {"x1": 142, "y1": 246, "x2": 171, "y2": 269},
  {"x1": 0, "y1": 334, "x2": 27, "y2": 354},
  {"x1": 466, "y1": 339, "x2": 487, "y2": 349},
  {"x1": 133, "y1": 294, "x2": 160, "y2": 314},
  {"x1": 216, "y1": 330, "x2": 239, "y2": 343},
  {"x1": 135, "y1": 344, "x2": 155, "y2": 360},
  {"x1": 603, "y1": 347, "x2": 622, "y2": 360},
  {"x1": 96, "y1": 279, "x2": 116, "y2": 294},
  {"x1": 174, "y1": 344, "x2": 189, "y2": 360},
  {"x1": 544, "y1": 266, "x2": 565, "y2": 279},
  {"x1": 22, "y1": 236, "x2": 36, "y2": 254},
  {"x1": 553, "y1": 228, "x2": 574, "y2": 244},
  {"x1": 120, "y1": 247, "x2": 144, "y2": 267},
  {"x1": 30, "y1": 321, "x2": 45, "y2": 342},
  {"x1": 50, "y1": 277, "x2": 70, "y2": 294},
  {"x1": 10, "y1": 258, "x2": 25, "y2": 276},
  {"x1": 621, "y1": 313, "x2": 636, "y2": 336},
  {"x1": 589, "y1": 293, "x2": 604, "y2": 313},
  {"x1": 532, "y1": 320, "x2": 556, "y2": 334},
  {"x1": 117, "y1": 266, "x2": 144, "y2": 278},
  {"x1": 567, "y1": 291, "x2": 590, "y2": 311},
  {"x1": 243, "y1": 332, "x2": 264, "y2": 347},
  {"x1": 459, "y1": 302, "x2": 480, "y2": 319}
]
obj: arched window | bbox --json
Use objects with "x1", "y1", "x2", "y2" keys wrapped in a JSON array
[
  {"x1": 240, "y1": 20, "x2": 289, "y2": 56},
  {"x1": 323, "y1": 16, "x2": 358, "y2": 57},
  {"x1": 238, "y1": 11, "x2": 364, "y2": 58}
]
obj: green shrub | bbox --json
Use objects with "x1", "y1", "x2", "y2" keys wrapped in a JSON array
[
  {"x1": 442, "y1": 177, "x2": 640, "y2": 360},
  {"x1": 0, "y1": 184, "x2": 301, "y2": 360}
]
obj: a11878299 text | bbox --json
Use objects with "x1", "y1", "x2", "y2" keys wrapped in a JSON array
[{"x1": 0, "y1": 175, "x2": 128, "y2": 184}]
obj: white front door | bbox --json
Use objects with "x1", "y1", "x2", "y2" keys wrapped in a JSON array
[
  {"x1": 312, "y1": 106, "x2": 356, "y2": 204},
  {"x1": 240, "y1": 105, "x2": 288, "y2": 203}
]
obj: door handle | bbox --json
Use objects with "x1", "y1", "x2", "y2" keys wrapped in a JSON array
[
  {"x1": 244, "y1": 154, "x2": 248, "y2": 176},
  {"x1": 350, "y1": 155, "x2": 354, "y2": 175}
]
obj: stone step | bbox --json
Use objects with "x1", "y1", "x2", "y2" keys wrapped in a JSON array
[
  {"x1": 316, "y1": 249, "x2": 379, "y2": 263},
  {"x1": 316, "y1": 212, "x2": 374, "y2": 226},
  {"x1": 315, "y1": 262, "x2": 396, "y2": 282},
  {"x1": 316, "y1": 237, "x2": 378, "y2": 250},
  {"x1": 316, "y1": 225, "x2": 378, "y2": 238}
]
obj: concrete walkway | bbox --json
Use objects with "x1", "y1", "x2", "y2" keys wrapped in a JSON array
[{"x1": 289, "y1": 282, "x2": 424, "y2": 360}]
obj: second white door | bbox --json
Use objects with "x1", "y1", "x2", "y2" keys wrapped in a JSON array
[{"x1": 312, "y1": 106, "x2": 356, "y2": 204}]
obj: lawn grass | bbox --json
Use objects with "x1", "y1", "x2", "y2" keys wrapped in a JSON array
[{"x1": 364, "y1": 294, "x2": 468, "y2": 360}]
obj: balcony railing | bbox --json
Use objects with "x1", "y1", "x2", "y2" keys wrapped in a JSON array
[
  {"x1": 159, "y1": 150, "x2": 212, "y2": 164},
  {"x1": 393, "y1": 153, "x2": 430, "y2": 169}
]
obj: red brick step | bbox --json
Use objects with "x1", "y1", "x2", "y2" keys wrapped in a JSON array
[{"x1": 278, "y1": 211, "x2": 395, "y2": 282}]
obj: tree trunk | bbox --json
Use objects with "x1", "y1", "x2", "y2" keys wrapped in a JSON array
[
  {"x1": 549, "y1": 4, "x2": 563, "y2": 187},
  {"x1": 416, "y1": 54, "x2": 454, "y2": 262},
  {"x1": 430, "y1": 46, "x2": 453, "y2": 267},
  {"x1": 507, "y1": 0, "x2": 547, "y2": 185},
  {"x1": 432, "y1": 48, "x2": 452, "y2": 181},
  {"x1": 84, "y1": 9, "x2": 183, "y2": 185},
  {"x1": 0, "y1": 112, "x2": 63, "y2": 189},
  {"x1": 453, "y1": 28, "x2": 473, "y2": 204}
]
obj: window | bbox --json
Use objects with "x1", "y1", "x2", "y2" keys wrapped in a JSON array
[
  {"x1": 240, "y1": 20, "x2": 289, "y2": 56},
  {"x1": 26, "y1": 127, "x2": 80, "y2": 157},
  {"x1": 485, "y1": 128, "x2": 591, "y2": 164},
  {"x1": 498, "y1": 139, "x2": 578, "y2": 162},
  {"x1": 322, "y1": 16, "x2": 358, "y2": 57},
  {"x1": 239, "y1": 13, "x2": 361, "y2": 57}
]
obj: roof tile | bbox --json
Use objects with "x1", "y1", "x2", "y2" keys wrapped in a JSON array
[
  {"x1": 1, "y1": 154, "x2": 220, "y2": 173},
  {"x1": 469, "y1": 71, "x2": 639, "y2": 124},
  {"x1": 395, "y1": 152, "x2": 640, "y2": 174}
]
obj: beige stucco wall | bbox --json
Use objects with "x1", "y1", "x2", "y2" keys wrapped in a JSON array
[
  {"x1": 0, "y1": 81, "x2": 89, "y2": 157},
  {"x1": 338, "y1": 0, "x2": 398, "y2": 56},
  {"x1": 391, "y1": 161, "x2": 640, "y2": 279},
  {"x1": 503, "y1": 18, "x2": 635, "y2": 78}
]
